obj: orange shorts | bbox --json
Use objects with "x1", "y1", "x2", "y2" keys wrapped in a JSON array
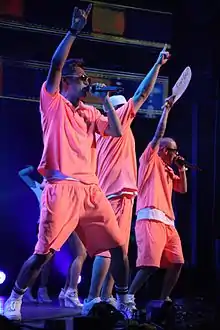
[
  {"x1": 135, "y1": 219, "x2": 184, "y2": 268},
  {"x1": 34, "y1": 181, "x2": 124, "y2": 256},
  {"x1": 97, "y1": 195, "x2": 134, "y2": 258},
  {"x1": 98, "y1": 195, "x2": 134, "y2": 258}
]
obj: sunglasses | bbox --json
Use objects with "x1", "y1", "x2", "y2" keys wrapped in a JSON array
[
  {"x1": 64, "y1": 74, "x2": 91, "y2": 84},
  {"x1": 166, "y1": 148, "x2": 178, "y2": 154}
]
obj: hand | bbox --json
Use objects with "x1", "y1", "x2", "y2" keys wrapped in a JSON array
[
  {"x1": 161, "y1": 95, "x2": 175, "y2": 110},
  {"x1": 26, "y1": 165, "x2": 35, "y2": 172},
  {"x1": 71, "y1": 4, "x2": 92, "y2": 32},
  {"x1": 90, "y1": 83, "x2": 109, "y2": 99},
  {"x1": 174, "y1": 155, "x2": 185, "y2": 169},
  {"x1": 156, "y1": 44, "x2": 170, "y2": 66}
]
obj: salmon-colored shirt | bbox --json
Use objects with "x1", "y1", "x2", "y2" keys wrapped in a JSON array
[
  {"x1": 38, "y1": 82, "x2": 108, "y2": 185},
  {"x1": 136, "y1": 143, "x2": 180, "y2": 221},
  {"x1": 96, "y1": 98, "x2": 137, "y2": 196}
]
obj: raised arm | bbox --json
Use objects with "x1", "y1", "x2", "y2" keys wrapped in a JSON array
[
  {"x1": 91, "y1": 84, "x2": 122, "y2": 137},
  {"x1": 133, "y1": 45, "x2": 170, "y2": 113},
  {"x1": 18, "y1": 166, "x2": 36, "y2": 188},
  {"x1": 46, "y1": 4, "x2": 92, "y2": 95},
  {"x1": 151, "y1": 96, "x2": 174, "y2": 149},
  {"x1": 102, "y1": 95, "x2": 122, "y2": 137}
]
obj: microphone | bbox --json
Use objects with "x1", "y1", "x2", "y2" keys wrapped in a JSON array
[
  {"x1": 90, "y1": 83, "x2": 124, "y2": 93},
  {"x1": 175, "y1": 158, "x2": 202, "y2": 171}
]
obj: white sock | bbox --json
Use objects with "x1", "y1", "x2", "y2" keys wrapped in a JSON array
[
  {"x1": 10, "y1": 289, "x2": 24, "y2": 300},
  {"x1": 128, "y1": 294, "x2": 134, "y2": 298},
  {"x1": 116, "y1": 293, "x2": 129, "y2": 304}
]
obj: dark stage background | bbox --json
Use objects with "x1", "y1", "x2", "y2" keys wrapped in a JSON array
[{"x1": 0, "y1": 0, "x2": 220, "y2": 299}]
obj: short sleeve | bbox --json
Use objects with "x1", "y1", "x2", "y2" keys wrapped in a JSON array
[
  {"x1": 168, "y1": 169, "x2": 180, "y2": 181},
  {"x1": 93, "y1": 108, "x2": 108, "y2": 136},
  {"x1": 40, "y1": 82, "x2": 61, "y2": 113},
  {"x1": 116, "y1": 98, "x2": 136, "y2": 130},
  {"x1": 140, "y1": 143, "x2": 159, "y2": 164}
]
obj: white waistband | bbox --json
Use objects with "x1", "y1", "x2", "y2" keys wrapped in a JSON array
[
  {"x1": 107, "y1": 190, "x2": 137, "y2": 200},
  {"x1": 137, "y1": 208, "x2": 174, "y2": 226}
]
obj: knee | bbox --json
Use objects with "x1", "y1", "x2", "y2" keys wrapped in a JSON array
[
  {"x1": 77, "y1": 250, "x2": 87, "y2": 262},
  {"x1": 27, "y1": 250, "x2": 55, "y2": 269}
]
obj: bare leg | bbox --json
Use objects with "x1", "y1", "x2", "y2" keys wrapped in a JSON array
[
  {"x1": 87, "y1": 256, "x2": 111, "y2": 300},
  {"x1": 160, "y1": 263, "x2": 182, "y2": 300},
  {"x1": 109, "y1": 246, "x2": 129, "y2": 299},
  {"x1": 64, "y1": 232, "x2": 87, "y2": 291},
  {"x1": 15, "y1": 252, "x2": 54, "y2": 292},
  {"x1": 62, "y1": 233, "x2": 87, "y2": 308},
  {"x1": 23, "y1": 286, "x2": 37, "y2": 303},
  {"x1": 101, "y1": 271, "x2": 114, "y2": 299},
  {"x1": 37, "y1": 257, "x2": 54, "y2": 303},
  {"x1": 39, "y1": 257, "x2": 53, "y2": 288},
  {"x1": 129, "y1": 266, "x2": 158, "y2": 295}
]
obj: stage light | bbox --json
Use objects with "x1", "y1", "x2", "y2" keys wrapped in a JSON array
[
  {"x1": 0, "y1": 271, "x2": 6, "y2": 284},
  {"x1": 78, "y1": 275, "x2": 81, "y2": 284}
]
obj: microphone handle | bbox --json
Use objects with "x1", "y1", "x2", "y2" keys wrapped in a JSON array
[
  {"x1": 184, "y1": 161, "x2": 202, "y2": 171},
  {"x1": 175, "y1": 159, "x2": 202, "y2": 171},
  {"x1": 90, "y1": 85, "x2": 124, "y2": 93}
]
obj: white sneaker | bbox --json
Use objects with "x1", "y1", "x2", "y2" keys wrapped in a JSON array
[
  {"x1": 127, "y1": 294, "x2": 137, "y2": 310},
  {"x1": 23, "y1": 288, "x2": 37, "y2": 303},
  {"x1": 58, "y1": 288, "x2": 65, "y2": 307},
  {"x1": 102, "y1": 296, "x2": 117, "y2": 308},
  {"x1": 37, "y1": 287, "x2": 52, "y2": 303},
  {"x1": 116, "y1": 301, "x2": 136, "y2": 319},
  {"x1": 81, "y1": 297, "x2": 101, "y2": 316},
  {"x1": 64, "y1": 289, "x2": 83, "y2": 309},
  {"x1": 3, "y1": 298, "x2": 22, "y2": 321},
  {"x1": 165, "y1": 296, "x2": 172, "y2": 303}
]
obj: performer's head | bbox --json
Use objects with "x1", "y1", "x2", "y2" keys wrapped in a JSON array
[
  {"x1": 60, "y1": 58, "x2": 91, "y2": 104},
  {"x1": 109, "y1": 95, "x2": 127, "y2": 110},
  {"x1": 158, "y1": 137, "x2": 178, "y2": 165}
]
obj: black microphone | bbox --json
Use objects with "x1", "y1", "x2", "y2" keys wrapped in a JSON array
[
  {"x1": 90, "y1": 83, "x2": 124, "y2": 93},
  {"x1": 175, "y1": 158, "x2": 202, "y2": 171}
]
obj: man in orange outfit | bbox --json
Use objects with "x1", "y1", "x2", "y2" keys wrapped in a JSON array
[
  {"x1": 4, "y1": 4, "x2": 135, "y2": 320},
  {"x1": 83, "y1": 46, "x2": 171, "y2": 315},
  {"x1": 128, "y1": 96, "x2": 187, "y2": 309}
]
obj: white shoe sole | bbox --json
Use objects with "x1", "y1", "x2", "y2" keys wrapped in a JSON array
[
  {"x1": 3, "y1": 313, "x2": 21, "y2": 321},
  {"x1": 64, "y1": 298, "x2": 83, "y2": 309}
]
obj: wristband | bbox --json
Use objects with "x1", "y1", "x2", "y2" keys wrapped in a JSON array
[{"x1": 69, "y1": 27, "x2": 80, "y2": 36}]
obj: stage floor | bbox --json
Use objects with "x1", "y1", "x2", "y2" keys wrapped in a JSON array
[
  {"x1": 0, "y1": 296, "x2": 217, "y2": 330},
  {"x1": 0, "y1": 296, "x2": 82, "y2": 329}
]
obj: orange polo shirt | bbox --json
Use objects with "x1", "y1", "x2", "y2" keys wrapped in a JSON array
[
  {"x1": 38, "y1": 82, "x2": 108, "y2": 185},
  {"x1": 136, "y1": 143, "x2": 180, "y2": 221},
  {"x1": 96, "y1": 98, "x2": 137, "y2": 196}
]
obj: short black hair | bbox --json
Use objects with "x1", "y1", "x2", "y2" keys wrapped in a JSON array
[{"x1": 62, "y1": 58, "x2": 85, "y2": 77}]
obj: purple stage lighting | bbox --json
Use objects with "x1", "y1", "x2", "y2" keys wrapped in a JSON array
[{"x1": 0, "y1": 271, "x2": 6, "y2": 284}]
